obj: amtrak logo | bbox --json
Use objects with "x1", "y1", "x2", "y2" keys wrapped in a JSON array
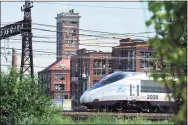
[{"x1": 117, "y1": 85, "x2": 125, "y2": 92}]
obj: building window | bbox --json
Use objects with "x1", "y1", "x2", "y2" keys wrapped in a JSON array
[
  {"x1": 93, "y1": 59, "x2": 106, "y2": 76},
  {"x1": 72, "y1": 41, "x2": 77, "y2": 47},
  {"x1": 65, "y1": 28, "x2": 70, "y2": 33},
  {"x1": 57, "y1": 45, "x2": 62, "y2": 51},
  {"x1": 64, "y1": 95, "x2": 69, "y2": 99},
  {"x1": 54, "y1": 74, "x2": 65, "y2": 80},
  {"x1": 65, "y1": 40, "x2": 70, "y2": 47},
  {"x1": 72, "y1": 44, "x2": 76, "y2": 47},
  {"x1": 64, "y1": 21, "x2": 70, "y2": 24},
  {"x1": 72, "y1": 29, "x2": 76, "y2": 33},
  {"x1": 57, "y1": 33, "x2": 62, "y2": 39},
  {"x1": 57, "y1": 50, "x2": 62, "y2": 58},
  {"x1": 65, "y1": 51, "x2": 70, "y2": 55},
  {"x1": 72, "y1": 51, "x2": 76, "y2": 55},
  {"x1": 72, "y1": 36, "x2": 77, "y2": 39},
  {"x1": 54, "y1": 84, "x2": 65, "y2": 90},
  {"x1": 48, "y1": 74, "x2": 50, "y2": 81},
  {"x1": 140, "y1": 52, "x2": 153, "y2": 69}
]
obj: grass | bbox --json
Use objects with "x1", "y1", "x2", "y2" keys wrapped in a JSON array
[
  {"x1": 17, "y1": 103, "x2": 174, "y2": 124},
  {"x1": 18, "y1": 114, "x2": 174, "y2": 124}
]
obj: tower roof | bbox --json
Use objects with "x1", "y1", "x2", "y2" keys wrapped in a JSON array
[{"x1": 55, "y1": 9, "x2": 81, "y2": 19}]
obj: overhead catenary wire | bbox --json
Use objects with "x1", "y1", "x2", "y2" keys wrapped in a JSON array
[
  {"x1": 32, "y1": 22, "x2": 156, "y2": 36},
  {"x1": 7, "y1": 37, "x2": 151, "y2": 45},
  {"x1": 1, "y1": 40, "x2": 153, "y2": 52},
  {"x1": 1, "y1": 26, "x2": 150, "y2": 40},
  {"x1": 2, "y1": 42, "x2": 152, "y2": 51},
  {"x1": 0, "y1": 52, "x2": 159, "y2": 60},
  {"x1": 1, "y1": 64, "x2": 156, "y2": 72},
  {"x1": 0, "y1": 27, "x2": 153, "y2": 40},
  {"x1": 1, "y1": 22, "x2": 156, "y2": 37},
  {"x1": 32, "y1": 27, "x2": 153, "y2": 39},
  {"x1": 44, "y1": 2, "x2": 149, "y2": 10},
  {"x1": 0, "y1": 47, "x2": 56, "y2": 54},
  {"x1": 1, "y1": 25, "x2": 155, "y2": 44}
]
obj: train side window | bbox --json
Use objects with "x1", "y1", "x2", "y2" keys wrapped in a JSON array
[
  {"x1": 150, "y1": 83, "x2": 156, "y2": 93},
  {"x1": 141, "y1": 80, "x2": 150, "y2": 93}
]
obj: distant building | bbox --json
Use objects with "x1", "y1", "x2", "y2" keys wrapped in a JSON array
[
  {"x1": 112, "y1": 38, "x2": 157, "y2": 72},
  {"x1": 38, "y1": 59, "x2": 70, "y2": 99},
  {"x1": 38, "y1": 10, "x2": 81, "y2": 100},
  {"x1": 70, "y1": 49, "x2": 112, "y2": 109},
  {"x1": 55, "y1": 9, "x2": 81, "y2": 60}
]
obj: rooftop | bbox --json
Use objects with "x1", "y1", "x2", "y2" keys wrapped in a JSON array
[
  {"x1": 55, "y1": 9, "x2": 80, "y2": 19},
  {"x1": 38, "y1": 59, "x2": 70, "y2": 73},
  {"x1": 77, "y1": 48, "x2": 111, "y2": 55},
  {"x1": 120, "y1": 38, "x2": 146, "y2": 43}
]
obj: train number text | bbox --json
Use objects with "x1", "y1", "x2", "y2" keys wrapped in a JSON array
[{"x1": 147, "y1": 95, "x2": 158, "y2": 99}]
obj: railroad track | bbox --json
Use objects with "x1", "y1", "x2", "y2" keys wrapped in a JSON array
[{"x1": 62, "y1": 111, "x2": 174, "y2": 120}]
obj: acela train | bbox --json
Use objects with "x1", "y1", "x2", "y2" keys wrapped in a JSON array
[{"x1": 80, "y1": 72, "x2": 175, "y2": 113}]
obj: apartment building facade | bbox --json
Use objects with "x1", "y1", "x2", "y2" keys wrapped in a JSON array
[{"x1": 112, "y1": 38, "x2": 156, "y2": 72}]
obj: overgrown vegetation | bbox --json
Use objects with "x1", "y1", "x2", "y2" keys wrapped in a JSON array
[
  {"x1": 146, "y1": 1, "x2": 187, "y2": 124},
  {"x1": 18, "y1": 115, "x2": 173, "y2": 124},
  {"x1": 0, "y1": 68, "x2": 62, "y2": 125}
]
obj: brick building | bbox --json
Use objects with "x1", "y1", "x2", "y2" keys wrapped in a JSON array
[
  {"x1": 70, "y1": 49, "x2": 112, "y2": 108},
  {"x1": 38, "y1": 59, "x2": 70, "y2": 99},
  {"x1": 38, "y1": 10, "x2": 81, "y2": 100},
  {"x1": 112, "y1": 38, "x2": 156, "y2": 72},
  {"x1": 56, "y1": 9, "x2": 81, "y2": 60}
]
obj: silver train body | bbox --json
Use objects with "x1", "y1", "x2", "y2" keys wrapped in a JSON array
[{"x1": 80, "y1": 72, "x2": 175, "y2": 112}]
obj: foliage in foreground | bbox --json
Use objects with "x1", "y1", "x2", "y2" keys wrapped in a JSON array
[
  {"x1": 146, "y1": 1, "x2": 187, "y2": 124},
  {"x1": 18, "y1": 114, "x2": 174, "y2": 124},
  {"x1": 0, "y1": 68, "x2": 60, "y2": 125}
]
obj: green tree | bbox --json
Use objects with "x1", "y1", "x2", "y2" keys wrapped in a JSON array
[
  {"x1": 0, "y1": 68, "x2": 54, "y2": 125},
  {"x1": 146, "y1": 1, "x2": 187, "y2": 124}
]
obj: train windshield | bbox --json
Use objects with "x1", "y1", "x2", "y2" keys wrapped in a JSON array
[
  {"x1": 98, "y1": 72, "x2": 134, "y2": 85},
  {"x1": 86, "y1": 72, "x2": 137, "y2": 91}
]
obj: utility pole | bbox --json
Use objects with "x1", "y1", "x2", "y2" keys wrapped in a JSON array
[
  {"x1": 0, "y1": 0, "x2": 34, "y2": 80},
  {"x1": 20, "y1": 0, "x2": 34, "y2": 80},
  {"x1": 12, "y1": 48, "x2": 17, "y2": 71}
]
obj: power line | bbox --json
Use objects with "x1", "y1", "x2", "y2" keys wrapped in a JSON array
[
  {"x1": 32, "y1": 22, "x2": 156, "y2": 36},
  {"x1": 6, "y1": 37, "x2": 123, "y2": 45},
  {"x1": 1, "y1": 64, "x2": 156, "y2": 72},
  {"x1": 0, "y1": 47, "x2": 56, "y2": 54},
  {"x1": 6, "y1": 38, "x2": 152, "y2": 49},
  {"x1": 31, "y1": 27, "x2": 152, "y2": 39},
  {"x1": 1, "y1": 22, "x2": 156, "y2": 37},
  {"x1": 1, "y1": 52, "x2": 158, "y2": 60},
  {"x1": 44, "y1": 2, "x2": 148, "y2": 10},
  {"x1": 31, "y1": 27, "x2": 129, "y2": 39},
  {"x1": 1, "y1": 24, "x2": 154, "y2": 41}
]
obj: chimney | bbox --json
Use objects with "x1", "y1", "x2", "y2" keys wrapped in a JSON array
[{"x1": 12, "y1": 48, "x2": 17, "y2": 71}]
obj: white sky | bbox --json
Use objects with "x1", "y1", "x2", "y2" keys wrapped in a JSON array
[{"x1": 1, "y1": 1, "x2": 155, "y2": 74}]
